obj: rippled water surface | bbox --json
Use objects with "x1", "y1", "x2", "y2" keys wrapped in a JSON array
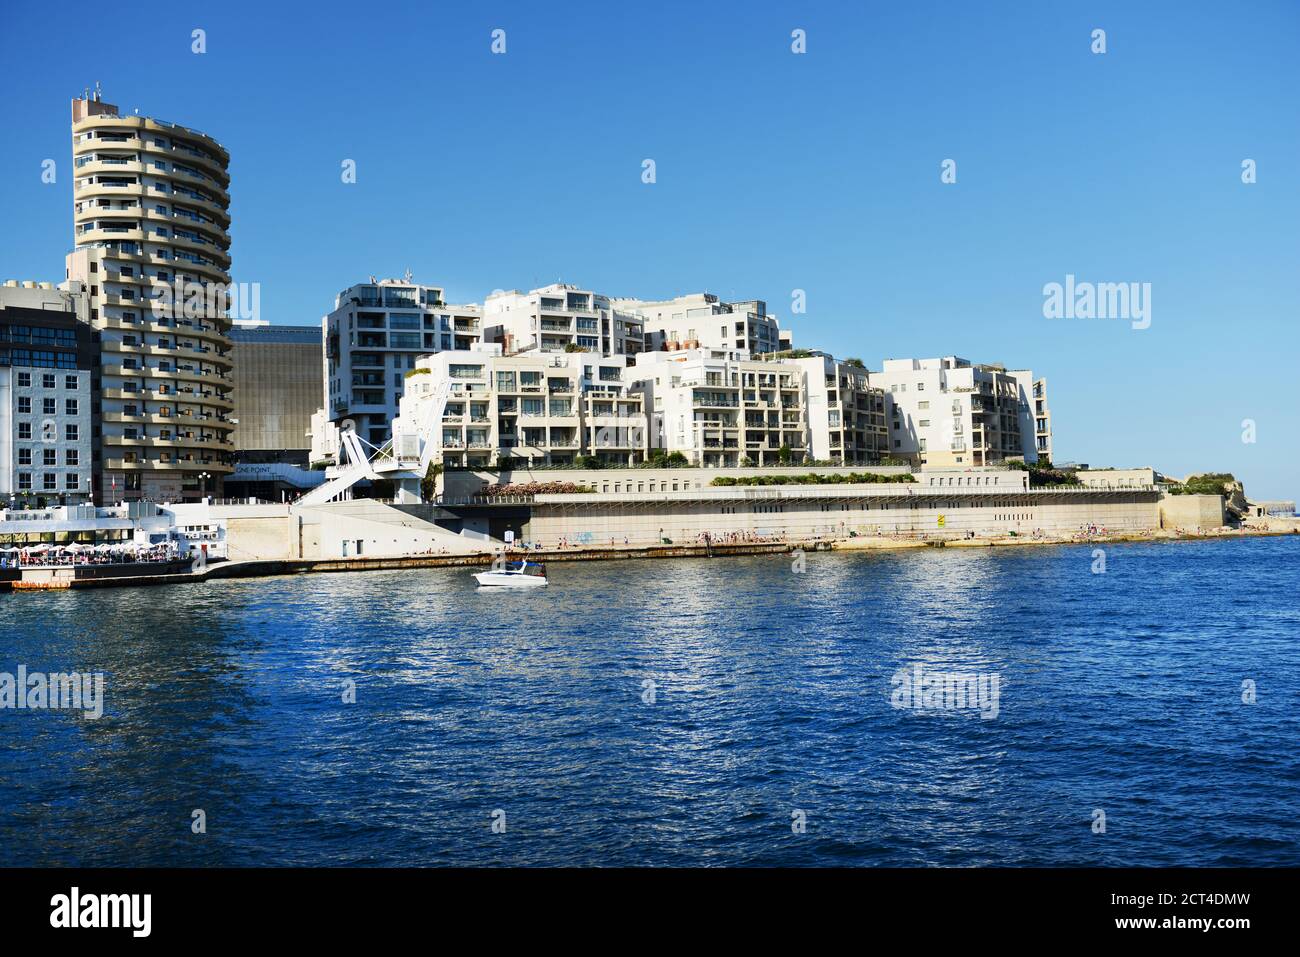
[{"x1": 2, "y1": 536, "x2": 1297, "y2": 866}]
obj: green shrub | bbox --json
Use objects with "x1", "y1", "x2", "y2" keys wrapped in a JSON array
[{"x1": 710, "y1": 471, "x2": 913, "y2": 488}]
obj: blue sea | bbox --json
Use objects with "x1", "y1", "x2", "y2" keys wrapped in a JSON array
[{"x1": 2, "y1": 536, "x2": 1297, "y2": 866}]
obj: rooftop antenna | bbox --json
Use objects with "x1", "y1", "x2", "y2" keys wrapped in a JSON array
[
  {"x1": 403, "y1": 268, "x2": 413, "y2": 283},
  {"x1": 93, "y1": 81, "x2": 102, "y2": 102},
  {"x1": 83, "y1": 86, "x2": 90, "y2": 100}
]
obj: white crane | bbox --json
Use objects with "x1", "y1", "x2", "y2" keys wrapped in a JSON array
[{"x1": 294, "y1": 378, "x2": 452, "y2": 508}]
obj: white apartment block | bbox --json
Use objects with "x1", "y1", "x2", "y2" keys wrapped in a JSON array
[
  {"x1": 397, "y1": 346, "x2": 648, "y2": 468},
  {"x1": 324, "y1": 277, "x2": 482, "y2": 450},
  {"x1": 785, "y1": 353, "x2": 889, "y2": 464},
  {"x1": 613, "y1": 293, "x2": 785, "y2": 355},
  {"x1": 1032, "y1": 378, "x2": 1052, "y2": 461},
  {"x1": 0, "y1": 283, "x2": 95, "y2": 505},
  {"x1": 870, "y1": 356, "x2": 1049, "y2": 467},
  {"x1": 483, "y1": 284, "x2": 644, "y2": 356},
  {"x1": 631, "y1": 349, "x2": 808, "y2": 467}
]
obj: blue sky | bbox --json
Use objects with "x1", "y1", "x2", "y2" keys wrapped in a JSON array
[{"x1": 1, "y1": 1, "x2": 1297, "y2": 497}]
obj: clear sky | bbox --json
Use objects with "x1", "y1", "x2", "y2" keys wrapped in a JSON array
[{"x1": 1, "y1": 1, "x2": 1296, "y2": 497}]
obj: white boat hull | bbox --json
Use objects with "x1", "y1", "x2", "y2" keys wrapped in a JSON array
[{"x1": 474, "y1": 570, "x2": 548, "y2": 588}]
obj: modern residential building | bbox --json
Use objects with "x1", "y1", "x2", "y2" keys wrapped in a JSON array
[
  {"x1": 64, "y1": 90, "x2": 235, "y2": 503},
  {"x1": 482, "y1": 284, "x2": 643, "y2": 356},
  {"x1": 395, "y1": 345, "x2": 649, "y2": 468},
  {"x1": 870, "y1": 356, "x2": 1047, "y2": 467},
  {"x1": 614, "y1": 293, "x2": 785, "y2": 355},
  {"x1": 631, "y1": 348, "x2": 808, "y2": 466},
  {"x1": 1032, "y1": 377, "x2": 1052, "y2": 461},
  {"x1": 323, "y1": 277, "x2": 482, "y2": 452},
  {"x1": 225, "y1": 320, "x2": 325, "y2": 500},
  {"x1": 782, "y1": 353, "x2": 889, "y2": 464},
  {"x1": 0, "y1": 282, "x2": 97, "y2": 506}
]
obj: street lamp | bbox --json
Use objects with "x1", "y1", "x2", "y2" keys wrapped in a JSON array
[{"x1": 198, "y1": 471, "x2": 210, "y2": 501}]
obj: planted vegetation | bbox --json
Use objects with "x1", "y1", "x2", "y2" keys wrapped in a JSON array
[
  {"x1": 711, "y1": 471, "x2": 915, "y2": 487},
  {"x1": 1166, "y1": 473, "x2": 1236, "y2": 496}
]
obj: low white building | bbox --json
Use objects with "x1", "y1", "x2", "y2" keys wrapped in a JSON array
[
  {"x1": 483, "y1": 284, "x2": 643, "y2": 356},
  {"x1": 630, "y1": 348, "x2": 808, "y2": 466},
  {"x1": 613, "y1": 292, "x2": 785, "y2": 355},
  {"x1": 870, "y1": 356, "x2": 1049, "y2": 468},
  {"x1": 783, "y1": 353, "x2": 888, "y2": 465},
  {"x1": 395, "y1": 345, "x2": 649, "y2": 468}
]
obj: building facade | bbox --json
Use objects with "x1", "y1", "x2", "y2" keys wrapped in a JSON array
[
  {"x1": 631, "y1": 349, "x2": 809, "y2": 466},
  {"x1": 229, "y1": 321, "x2": 322, "y2": 457},
  {"x1": 396, "y1": 346, "x2": 648, "y2": 468},
  {"x1": 614, "y1": 293, "x2": 784, "y2": 355},
  {"x1": 64, "y1": 91, "x2": 235, "y2": 503},
  {"x1": 785, "y1": 354, "x2": 889, "y2": 464},
  {"x1": 323, "y1": 278, "x2": 482, "y2": 452},
  {"x1": 226, "y1": 321, "x2": 324, "y2": 500},
  {"x1": 870, "y1": 356, "x2": 1047, "y2": 468},
  {"x1": 0, "y1": 283, "x2": 97, "y2": 506},
  {"x1": 483, "y1": 284, "x2": 643, "y2": 356},
  {"x1": 1033, "y1": 377, "x2": 1052, "y2": 461}
]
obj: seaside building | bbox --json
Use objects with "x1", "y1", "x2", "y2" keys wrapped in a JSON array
[
  {"x1": 782, "y1": 353, "x2": 889, "y2": 465},
  {"x1": 1033, "y1": 378, "x2": 1052, "y2": 461},
  {"x1": 482, "y1": 284, "x2": 644, "y2": 356},
  {"x1": 226, "y1": 321, "x2": 324, "y2": 500},
  {"x1": 0, "y1": 283, "x2": 97, "y2": 506},
  {"x1": 395, "y1": 345, "x2": 648, "y2": 468},
  {"x1": 613, "y1": 293, "x2": 785, "y2": 355},
  {"x1": 870, "y1": 357, "x2": 1048, "y2": 468},
  {"x1": 630, "y1": 348, "x2": 808, "y2": 466},
  {"x1": 322, "y1": 278, "x2": 482, "y2": 454},
  {"x1": 63, "y1": 91, "x2": 236, "y2": 503}
]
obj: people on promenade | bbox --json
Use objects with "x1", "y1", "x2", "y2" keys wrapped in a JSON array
[{"x1": 0, "y1": 543, "x2": 180, "y2": 568}]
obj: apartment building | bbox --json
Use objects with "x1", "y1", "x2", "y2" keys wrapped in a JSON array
[
  {"x1": 614, "y1": 293, "x2": 785, "y2": 355},
  {"x1": 482, "y1": 284, "x2": 643, "y2": 356},
  {"x1": 870, "y1": 357, "x2": 1047, "y2": 467},
  {"x1": 63, "y1": 91, "x2": 235, "y2": 503},
  {"x1": 631, "y1": 349, "x2": 808, "y2": 466},
  {"x1": 323, "y1": 277, "x2": 482, "y2": 450},
  {"x1": 783, "y1": 353, "x2": 889, "y2": 465},
  {"x1": 0, "y1": 283, "x2": 97, "y2": 505},
  {"x1": 1032, "y1": 378, "x2": 1053, "y2": 461},
  {"x1": 396, "y1": 346, "x2": 648, "y2": 467}
]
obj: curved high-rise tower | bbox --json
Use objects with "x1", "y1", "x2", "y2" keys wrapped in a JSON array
[{"x1": 66, "y1": 91, "x2": 234, "y2": 503}]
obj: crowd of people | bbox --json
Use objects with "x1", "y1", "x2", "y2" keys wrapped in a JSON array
[{"x1": 0, "y1": 542, "x2": 181, "y2": 569}]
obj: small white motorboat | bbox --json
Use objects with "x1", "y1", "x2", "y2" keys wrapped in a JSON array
[{"x1": 474, "y1": 559, "x2": 548, "y2": 588}]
